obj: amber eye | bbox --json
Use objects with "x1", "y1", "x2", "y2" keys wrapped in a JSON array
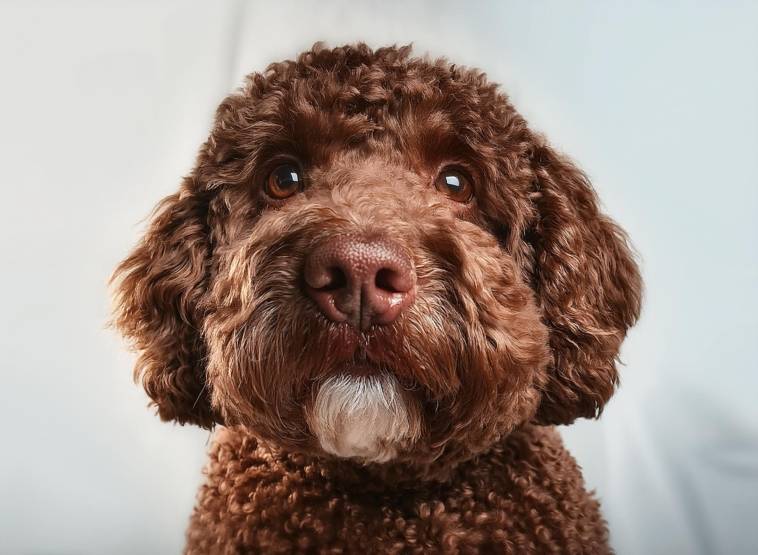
[
  {"x1": 434, "y1": 168, "x2": 473, "y2": 202},
  {"x1": 265, "y1": 163, "x2": 302, "y2": 199}
]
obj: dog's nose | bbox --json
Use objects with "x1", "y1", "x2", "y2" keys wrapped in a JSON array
[{"x1": 304, "y1": 236, "x2": 416, "y2": 330}]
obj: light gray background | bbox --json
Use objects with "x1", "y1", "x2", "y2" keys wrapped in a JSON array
[{"x1": 1, "y1": 1, "x2": 756, "y2": 553}]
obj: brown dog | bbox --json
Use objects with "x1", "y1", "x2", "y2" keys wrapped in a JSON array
[{"x1": 112, "y1": 43, "x2": 641, "y2": 554}]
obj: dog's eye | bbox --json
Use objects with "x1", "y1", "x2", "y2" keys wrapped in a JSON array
[
  {"x1": 434, "y1": 168, "x2": 473, "y2": 203},
  {"x1": 265, "y1": 164, "x2": 302, "y2": 199}
]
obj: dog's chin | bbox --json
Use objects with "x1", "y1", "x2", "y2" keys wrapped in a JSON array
[{"x1": 307, "y1": 370, "x2": 418, "y2": 464}]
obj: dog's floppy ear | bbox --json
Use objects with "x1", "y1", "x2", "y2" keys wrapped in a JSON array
[
  {"x1": 528, "y1": 142, "x2": 642, "y2": 425},
  {"x1": 111, "y1": 180, "x2": 216, "y2": 428}
]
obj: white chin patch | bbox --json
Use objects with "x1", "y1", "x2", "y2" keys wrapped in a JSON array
[{"x1": 308, "y1": 373, "x2": 416, "y2": 463}]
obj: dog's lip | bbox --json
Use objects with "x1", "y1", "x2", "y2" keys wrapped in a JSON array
[
  {"x1": 339, "y1": 361, "x2": 383, "y2": 377},
  {"x1": 321, "y1": 321, "x2": 402, "y2": 372}
]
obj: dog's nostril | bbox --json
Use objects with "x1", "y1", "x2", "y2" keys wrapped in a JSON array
[
  {"x1": 375, "y1": 268, "x2": 402, "y2": 293},
  {"x1": 320, "y1": 267, "x2": 348, "y2": 291}
]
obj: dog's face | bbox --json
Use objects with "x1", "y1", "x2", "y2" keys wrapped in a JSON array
[{"x1": 113, "y1": 45, "x2": 641, "y2": 474}]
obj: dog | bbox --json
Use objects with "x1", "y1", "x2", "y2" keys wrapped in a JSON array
[{"x1": 112, "y1": 43, "x2": 641, "y2": 554}]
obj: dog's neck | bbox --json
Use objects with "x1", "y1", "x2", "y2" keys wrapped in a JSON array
[{"x1": 218, "y1": 423, "x2": 538, "y2": 489}]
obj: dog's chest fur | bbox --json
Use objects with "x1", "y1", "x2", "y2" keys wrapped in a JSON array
[{"x1": 185, "y1": 426, "x2": 610, "y2": 554}]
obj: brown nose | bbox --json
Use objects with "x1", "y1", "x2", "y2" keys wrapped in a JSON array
[{"x1": 304, "y1": 236, "x2": 416, "y2": 330}]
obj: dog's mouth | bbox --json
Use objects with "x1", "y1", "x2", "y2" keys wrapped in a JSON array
[
  {"x1": 297, "y1": 309, "x2": 429, "y2": 462},
  {"x1": 307, "y1": 351, "x2": 421, "y2": 463},
  {"x1": 337, "y1": 360, "x2": 384, "y2": 378},
  {"x1": 320, "y1": 320, "x2": 400, "y2": 369}
]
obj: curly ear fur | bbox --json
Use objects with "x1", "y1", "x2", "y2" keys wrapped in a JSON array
[
  {"x1": 530, "y1": 143, "x2": 642, "y2": 425},
  {"x1": 111, "y1": 180, "x2": 216, "y2": 428}
]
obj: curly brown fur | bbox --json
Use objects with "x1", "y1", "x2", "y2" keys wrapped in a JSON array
[
  {"x1": 112, "y1": 43, "x2": 641, "y2": 553},
  {"x1": 187, "y1": 426, "x2": 608, "y2": 554}
]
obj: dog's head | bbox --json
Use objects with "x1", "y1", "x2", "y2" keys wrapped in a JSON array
[{"x1": 112, "y1": 44, "x2": 641, "y2": 474}]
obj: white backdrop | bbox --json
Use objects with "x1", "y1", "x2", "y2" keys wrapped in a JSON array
[{"x1": 1, "y1": 2, "x2": 756, "y2": 554}]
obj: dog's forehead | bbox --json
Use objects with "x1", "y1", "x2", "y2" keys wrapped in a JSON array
[{"x1": 240, "y1": 60, "x2": 504, "y2": 169}]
